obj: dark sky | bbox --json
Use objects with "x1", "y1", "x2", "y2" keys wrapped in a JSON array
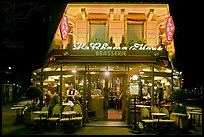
[{"x1": 0, "y1": 0, "x2": 203, "y2": 89}]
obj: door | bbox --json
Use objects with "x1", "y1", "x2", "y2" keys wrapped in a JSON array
[{"x1": 88, "y1": 74, "x2": 125, "y2": 121}]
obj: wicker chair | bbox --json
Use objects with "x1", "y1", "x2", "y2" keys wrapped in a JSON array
[
  {"x1": 32, "y1": 106, "x2": 48, "y2": 130},
  {"x1": 47, "y1": 104, "x2": 61, "y2": 129},
  {"x1": 70, "y1": 104, "x2": 83, "y2": 128}
]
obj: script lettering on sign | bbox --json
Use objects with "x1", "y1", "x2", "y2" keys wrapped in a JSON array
[
  {"x1": 73, "y1": 43, "x2": 163, "y2": 51},
  {"x1": 72, "y1": 42, "x2": 163, "y2": 56}
]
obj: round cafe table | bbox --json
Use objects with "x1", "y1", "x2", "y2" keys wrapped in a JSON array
[
  {"x1": 33, "y1": 110, "x2": 48, "y2": 115},
  {"x1": 186, "y1": 106, "x2": 199, "y2": 112},
  {"x1": 151, "y1": 113, "x2": 166, "y2": 122},
  {"x1": 62, "y1": 111, "x2": 77, "y2": 119},
  {"x1": 136, "y1": 105, "x2": 151, "y2": 108},
  {"x1": 32, "y1": 111, "x2": 48, "y2": 122},
  {"x1": 10, "y1": 106, "x2": 25, "y2": 118},
  {"x1": 188, "y1": 111, "x2": 202, "y2": 127},
  {"x1": 32, "y1": 110, "x2": 49, "y2": 129},
  {"x1": 10, "y1": 106, "x2": 25, "y2": 123},
  {"x1": 151, "y1": 112, "x2": 166, "y2": 133},
  {"x1": 161, "y1": 104, "x2": 171, "y2": 110}
]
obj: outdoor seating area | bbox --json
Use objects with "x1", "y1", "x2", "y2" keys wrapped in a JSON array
[
  {"x1": 129, "y1": 102, "x2": 203, "y2": 135},
  {"x1": 10, "y1": 102, "x2": 84, "y2": 132}
]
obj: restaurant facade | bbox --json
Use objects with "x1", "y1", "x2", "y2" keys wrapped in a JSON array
[{"x1": 31, "y1": 3, "x2": 182, "y2": 125}]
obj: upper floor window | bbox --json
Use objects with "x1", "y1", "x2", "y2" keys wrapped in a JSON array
[
  {"x1": 89, "y1": 21, "x2": 107, "y2": 43},
  {"x1": 127, "y1": 21, "x2": 144, "y2": 45}
]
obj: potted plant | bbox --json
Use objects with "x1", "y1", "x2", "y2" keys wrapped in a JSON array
[{"x1": 169, "y1": 89, "x2": 188, "y2": 129}]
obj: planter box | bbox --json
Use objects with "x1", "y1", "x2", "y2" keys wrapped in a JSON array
[
  {"x1": 24, "y1": 111, "x2": 38, "y2": 125},
  {"x1": 170, "y1": 113, "x2": 188, "y2": 129}
]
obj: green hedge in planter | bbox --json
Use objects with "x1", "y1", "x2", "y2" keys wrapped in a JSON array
[
  {"x1": 169, "y1": 89, "x2": 187, "y2": 105},
  {"x1": 25, "y1": 103, "x2": 40, "y2": 111},
  {"x1": 171, "y1": 105, "x2": 187, "y2": 114}
]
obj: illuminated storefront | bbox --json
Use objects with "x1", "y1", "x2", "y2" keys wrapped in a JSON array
[{"x1": 32, "y1": 3, "x2": 181, "y2": 125}]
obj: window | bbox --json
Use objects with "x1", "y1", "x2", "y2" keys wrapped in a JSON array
[
  {"x1": 127, "y1": 22, "x2": 144, "y2": 45},
  {"x1": 89, "y1": 23, "x2": 107, "y2": 43}
]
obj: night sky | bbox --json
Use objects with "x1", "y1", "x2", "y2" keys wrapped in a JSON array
[{"x1": 0, "y1": 0, "x2": 203, "y2": 90}]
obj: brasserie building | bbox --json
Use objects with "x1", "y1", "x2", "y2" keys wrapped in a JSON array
[{"x1": 31, "y1": 3, "x2": 182, "y2": 125}]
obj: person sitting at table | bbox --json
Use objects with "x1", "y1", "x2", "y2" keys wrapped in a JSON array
[{"x1": 73, "y1": 91, "x2": 82, "y2": 107}]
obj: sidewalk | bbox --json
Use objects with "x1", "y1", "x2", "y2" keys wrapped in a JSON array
[{"x1": 2, "y1": 100, "x2": 202, "y2": 135}]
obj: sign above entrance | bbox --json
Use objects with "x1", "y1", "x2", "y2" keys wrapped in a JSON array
[{"x1": 73, "y1": 43, "x2": 163, "y2": 51}]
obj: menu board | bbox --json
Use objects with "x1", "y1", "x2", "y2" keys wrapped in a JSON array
[{"x1": 129, "y1": 83, "x2": 139, "y2": 95}]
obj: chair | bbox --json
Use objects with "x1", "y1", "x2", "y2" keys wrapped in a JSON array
[
  {"x1": 141, "y1": 108, "x2": 150, "y2": 120},
  {"x1": 160, "y1": 107, "x2": 170, "y2": 119},
  {"x1": 33, "y1": 106, "x2": 48, "y2": 120},
  {"x1": 59, "y1": 105, "x2": 73, "y2": 129},
  {"x1": 150, "y1": 106, "x2": 160, "y2": 119},
  {"x1": 151, "y1": 106, "x2": 160, "y2": 113},
  {"x1": 47, "y1": 104, "x2": 61, "y2": 129},
  {"x1": 63, "y1": 105, "x2": 72, "y2": 112},
  {"x1": 70, "y1": 104, "x2": 83, "y2": 128},
  {"x1": 141, "y1": 108, "x2": 156, "y2": 133}
]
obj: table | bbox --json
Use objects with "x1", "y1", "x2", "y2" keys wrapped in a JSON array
[
  {"x1": 13, "y1": 104, "x2": 26, "y2": 107},
  {"x1": 192, "y1": 109, "x2": 202, "y2": 112},
  {"x1": 62, "y1": 111, "x2": 77, "y2": 119},
  {"x1": 161, "y1": 104, "x2": 171, "y2": 110},
  {"x1": 33, "y1": 111, "x2": 48, "y2": 130},
  {"x1": 188, "y1": 111, "x2": 202, "y2": 127},
  {"x1": 10, "y1": 106, "x2": 25, "y2": 118},
  {"x1": 151, "y1": 113, "x2": 167, "y2": 134},
  {"x1": 33, "y1": 111, "x2": 48, "y2": 122},
  {"x1": 10, "y1": 106, "x2": 25, "y2": 124},
  {"x1": 60, "y1": 111, "x2": 77, "y2": 129},
  {"x1": 62, "y1": 102, "x2": 74, "y2": 107},
  {"x1": 186, "y1": 106, "x2": 200, "y2": 112},
  {"x1": 136, "y1": 105, "x2": 151, "y2": 108},
  {"x1": 171, "y1": 112, "x2": 187, "y2": 129},
  {"x1": 151, "y1": 113, "x2": 166, "y2": 122},
  {"x1": 33, "y1": 111, "x2": 48, "y2": 117}
]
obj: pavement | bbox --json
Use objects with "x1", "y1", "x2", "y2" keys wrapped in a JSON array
[{"x1": 2, "y1": 99, "x2": 203, "y2": 135}]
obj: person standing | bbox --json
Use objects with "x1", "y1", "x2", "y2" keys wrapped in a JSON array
[
  {"x1": 48, "y1": 91, "x2": 60, "y2": 118},
  {"x1": 44, "y1": 93, "x2": 53, "y2": 106},
  {"x1": 66, "y1": 84, "x2": 79, "y2": 102}
]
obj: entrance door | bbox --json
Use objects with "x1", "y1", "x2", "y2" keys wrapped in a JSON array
[{"x1": 89, "y1": 74, "x2": 125, "y2": 121}]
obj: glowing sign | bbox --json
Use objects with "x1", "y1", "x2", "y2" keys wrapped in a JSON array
[
  {"x1": 73, "y1": 43, "x2": 163, "y2": 51},
  {"x1": 165, "y1": 16, "x2": 175, "y2": 43},
  {"x1": 60, "y1": 16, "x2": 69, "y2": 40}
]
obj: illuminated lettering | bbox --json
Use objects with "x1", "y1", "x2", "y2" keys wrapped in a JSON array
[
  {"x1": 73, "y1": 42, "x2": 163, "y2": 51},
  {"x1": 60, "y1": 16, "x2": 69, "y2": 40},
  {"x1": 96, "y1": 51, "x2": 127, "y2": 56},
  {"x1": 165, "y1": 16, "x2": 175, "y2": 43},
  {"x1": 129, "y1": 43, "x2": 163, "y2": 50}
]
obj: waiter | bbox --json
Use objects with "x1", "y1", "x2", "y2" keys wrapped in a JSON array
[{"x1": 66, "y1": 84, "x2": 78, "y2": 102}]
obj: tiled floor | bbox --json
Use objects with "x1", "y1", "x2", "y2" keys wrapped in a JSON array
[{"x1": 108, "y1": 108, "x2": 122, "y2": 120}]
